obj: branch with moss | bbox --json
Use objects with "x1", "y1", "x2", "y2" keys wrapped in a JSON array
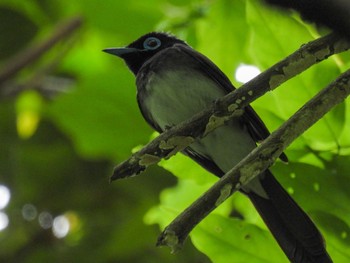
[
  {"x1": 111, "y1": 33, "x2": 350, "y2": 181},
  {"x1": 156, "y1": 67, "x2": 350, "y2": 251}
]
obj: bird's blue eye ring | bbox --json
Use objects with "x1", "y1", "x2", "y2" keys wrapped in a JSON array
[{"x1": 143, "y1": 37, "x2": 161, "y2": 50}]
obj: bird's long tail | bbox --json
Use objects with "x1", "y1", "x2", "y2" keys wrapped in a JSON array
[{"x1": 247, "y1": 170, "x2": 332, "y2": 263}]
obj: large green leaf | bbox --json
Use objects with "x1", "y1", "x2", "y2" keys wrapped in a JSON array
[
  {"x1": 159, "y1": 153, "x2": 215, "y2": 185},
  {"x1": 195, "y1": 0, "x2": 249, "y2": 83},
  {"x1": 47, "y1": 64, "x2": 151, "y2": 160},
  {"x1": 273, "y1": 159, "x2": 350, "y2": 226},
  {"x1": 246, "y1": 0, "x2": 345, "y2": 153},
  {"x1": 273, "y1": 157, "x2": 350, "y2": 260},
  {"x1": 192, "y1": 214, "x2": 287, "y2": 263}
]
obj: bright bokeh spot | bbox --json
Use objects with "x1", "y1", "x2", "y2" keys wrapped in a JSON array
[
  {"x1": 22, "y1": 204, "x2": 37, "y2": 221},
  {"x1": 53, "y1": 215, "x2": 70, "y2": 238},
  {"x1": 0, "y1": 185, "x2": 10, "y2": 210},
  {"x1": 235, "y1": 64, "x2": 261, "y2": 83},
  {"x1": 0, "y1": 212, "x2": 9, "y2": 231},
  {"x1": 38, "y1": 211, "x2": 53, "y2": 229}
]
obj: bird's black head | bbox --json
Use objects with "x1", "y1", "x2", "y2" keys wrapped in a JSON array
[{"x1": 103, "y1": 32, "x2": 187, "y2": 75}]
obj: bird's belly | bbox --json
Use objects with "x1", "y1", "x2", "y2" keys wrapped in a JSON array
[
  {"x1": 143, "y1": 70, "x2": 221, "y2": 129},
  {"x1": 143, "y1": 70, "x2": 256, "y2": 172}
]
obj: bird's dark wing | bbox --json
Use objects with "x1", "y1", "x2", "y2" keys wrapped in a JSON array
[
  {"x1": 177, "y1": 44, "x2": 288, "y2": 162},
  {"x1": 176, "y1": 45, "x2": 268, "y2": 135}
]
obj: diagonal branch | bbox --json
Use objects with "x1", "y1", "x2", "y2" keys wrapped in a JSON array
[
  {"x1": 111, "y1": 33, "x2": 350, "y2": 181},
  {"x1": 0, "y1": 17, "x2": 83, "y2": 87},
  {"x1": 157, "y1": 67, "x2": 350, "y2": 251}
]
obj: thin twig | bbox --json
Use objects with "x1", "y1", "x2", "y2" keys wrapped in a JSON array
[
  {"x1": 157, "y1": 68, "x2": 350, "y2": 251},
  {"x1": 0, "y1": 17, "x2": 83, "y2": 86},
  {"x1": 0, "y1": 26, "x2": 81, "y2": 99},
  {"x1": 111, "y1": 33, "x2": 350, "y2": 181}
]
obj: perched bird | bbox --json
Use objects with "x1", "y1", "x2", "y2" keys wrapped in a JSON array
[{"x1": 104, "y1": 32, "x2": 331, "y2": 263}]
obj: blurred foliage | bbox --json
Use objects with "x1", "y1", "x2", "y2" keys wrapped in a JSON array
[{"x1": 0, "y1": 0, "x2": 349, "y2": 262}]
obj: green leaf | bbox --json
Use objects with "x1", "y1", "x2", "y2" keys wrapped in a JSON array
[
  {"x1": 273, "y1": 160, "x2": 350, "y2": 226},
  {"x1": 159, "y1": 154, "x2": 216, "y2": 185},
  {"x1": 74, "y1": 0, "x2": 163, "y2": 38},
  {"x1": 195, "y1": 0, "x2": 249, "y2": 85},
  {"x1": 311, "y1": 211, "x2": 350, "y2": 261},
  {"x1": 192, "y1": 214, "x2": 287, "y2": 263},
  {"x1": 144, "y1": 179, "x2": 234, "y2": 227},
  {"x1": 273, "y1": 157, "x2": 350, "y2": 261},
  {"x1": 47, "y1": 70, "x2": 151, "y2": 160},
  {"x1": 246, "y1": 0, "x2": 312, "y2": 69},
  {"x1": 246, "y1": 0, "x2": 345, "y2": 153}
]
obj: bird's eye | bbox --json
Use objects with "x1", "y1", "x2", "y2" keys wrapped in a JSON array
[{"x1": 143, "y1": 37, "x2": 161, "y2": 50}]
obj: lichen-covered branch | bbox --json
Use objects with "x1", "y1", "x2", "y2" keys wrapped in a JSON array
[
  {"x1": 111, "y1": 33, "x2": 350, "y2": 181},
  {"x1": 157, "y1": 68, "x2": 350, "y2": 251}
]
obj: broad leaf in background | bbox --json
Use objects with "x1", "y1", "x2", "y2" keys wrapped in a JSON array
[
  {"x1": 246, "y1": 0, "x2": 345, "y2": 153},
  {"x1": 195, "y1": 0, "x2": 249, "y2": 82},
  {"x1": 273, "y1": 158, "x2": 350, "y2": 261},
  {"x1": 191, "y1": 214, "x2": 286, "y2": 263},
  {"x1": 159, "y1": 153, "x2": 215, "y2": 185},
  {"x1": 47, "y1": 53, "x2": 151, "y2": 159}
]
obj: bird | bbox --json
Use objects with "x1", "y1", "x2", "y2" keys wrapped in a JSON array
[{"x1": 103, "y1": 32, "x2": 332, "y2": 263}]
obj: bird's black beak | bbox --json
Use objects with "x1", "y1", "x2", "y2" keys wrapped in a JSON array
[{"x1": 102, "y1": 47, "x2": 139, "y2": 57}]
